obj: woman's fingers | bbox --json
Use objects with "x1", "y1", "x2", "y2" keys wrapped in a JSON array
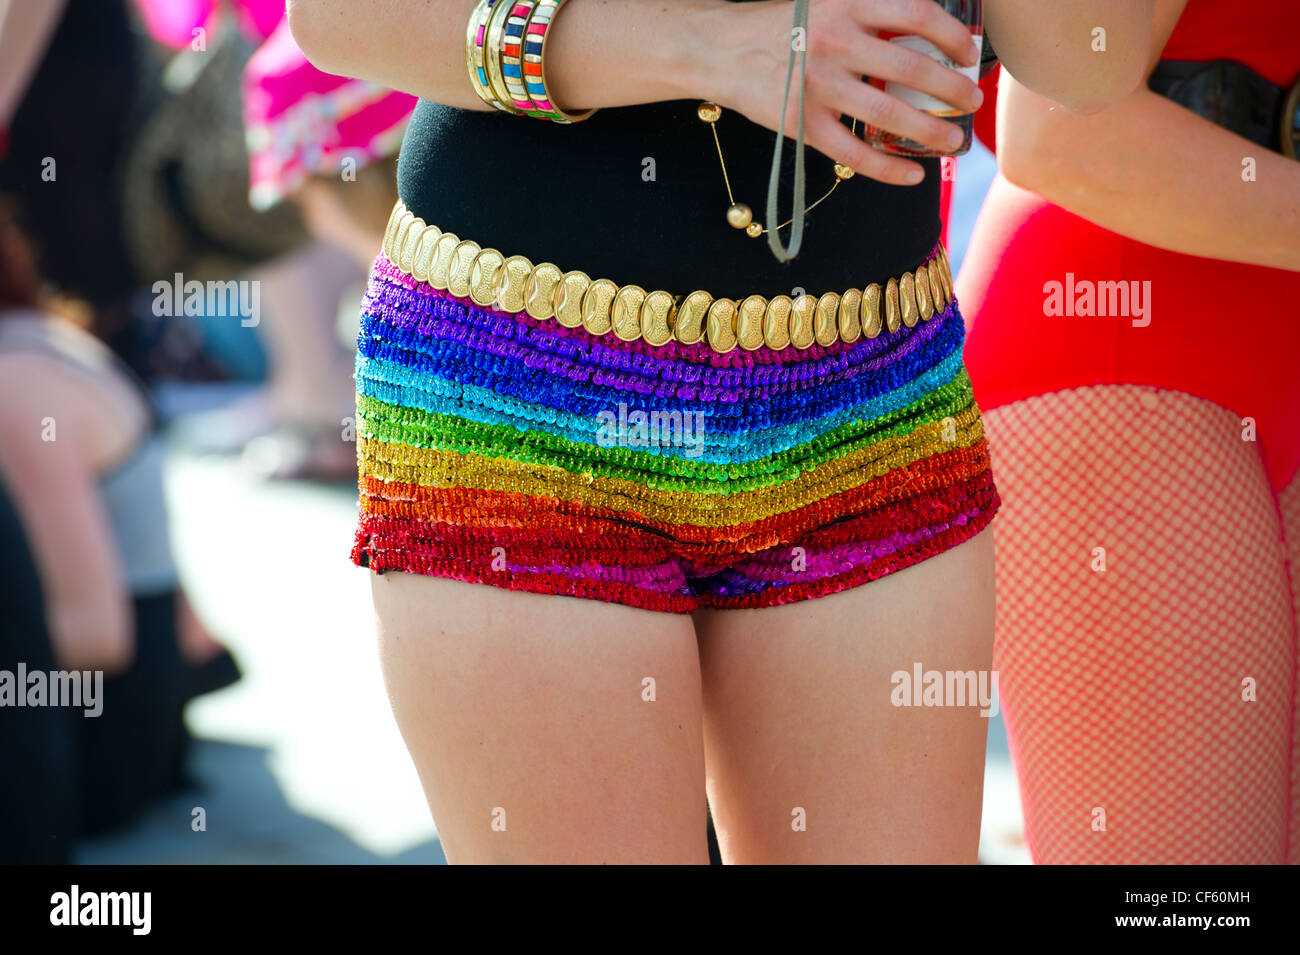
[
  {"x1": 847, "y1": 0, "x2": 981, "y2": 69},
  {"x1": 850, "y1": 32, "x2": 983, "y2": 114},
  {"x1": 817, "y1": 69, "x2": 966, "y2": 154},
  {"x1": 806, "y1": 111, "x2": 926, "y2": 186}
]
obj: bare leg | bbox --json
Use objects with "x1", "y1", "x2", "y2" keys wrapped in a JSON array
[
  {"x1": 372, "y1": 573, "x2": 709, "y2": 864},
  {"x1": 252, "y1": 238, "x2": 359, "y2": 432},
  {"x1": 696, "y1": 527, "x2": 996, "y2": 864}
]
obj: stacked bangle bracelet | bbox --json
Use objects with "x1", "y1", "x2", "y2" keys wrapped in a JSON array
[{"x1": 465, "y1": 0, "x2": 595, "y2": 123}]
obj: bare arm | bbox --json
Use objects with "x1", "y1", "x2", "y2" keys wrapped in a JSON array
[
  {"x1": 996, "y1": 0, "x2": 1300, "y2": 273},
  {"x1": 285, "y1": 0, "x2": 706, "y2": 112},
  {"x1": 288, "y1": 0, "x2": 1158, "y2": 186},
  {"x1": 286, "y1": 0, "x2": 987, "y2": 185},
  {"x1": 0, "y1": 357, "x2": 134, "y2": 674},
  {"x1": 983, "y1": 0, "x2": 1154, "y2": 114}
]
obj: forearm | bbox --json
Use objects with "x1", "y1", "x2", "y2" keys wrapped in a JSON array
[
  {"x1": 998, "y1": 74, "x2": 1300, "y2": 273},
  {"x1": 984, "y1": 0, "x2": 1152, "y2": 113},
  {"x1": 0, "y1": 364, "x2": 134, "y2": 672},
  {"x1": 286, "y1": 0, "x2": 718, "y2": 111}
]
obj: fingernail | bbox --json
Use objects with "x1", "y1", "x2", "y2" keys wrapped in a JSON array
[
  {"x1": 947, "y1": 126, "x2": 965, "y2": 149},
  {"x1": 971, "y1": 86, "x2": 984, "y2": 109},
  {"x1": 906, "y1": 168, "x2": 924, "y2": 184},
  {"x1": 969, "y1": 37, "x2": 982, "y2": 65}
]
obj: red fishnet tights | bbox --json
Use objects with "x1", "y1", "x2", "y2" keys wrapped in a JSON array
[{"x1": 984, "y1": 385, "x2": 1299, "y2": 864}]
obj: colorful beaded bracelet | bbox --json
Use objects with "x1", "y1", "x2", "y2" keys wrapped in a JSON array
[
  {"x1": 382, "y1": 201, "x2": 955, "y2": 355},
  {"x1": 465, "y1": 0, "x2": 595, "y2": 123}
]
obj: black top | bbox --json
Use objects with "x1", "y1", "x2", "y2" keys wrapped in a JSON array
[{"x1": 397, "y1": 1, "x2": 941, "y2": 300}]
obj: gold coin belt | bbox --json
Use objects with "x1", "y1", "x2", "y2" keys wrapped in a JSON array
[{"x1": 382, "y1": 201, "x2": 956, "y2": 355}]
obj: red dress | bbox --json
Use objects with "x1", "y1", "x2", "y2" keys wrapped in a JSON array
[{"x1": 960, "y1": 0, "x2": 1300, "y2": 491}]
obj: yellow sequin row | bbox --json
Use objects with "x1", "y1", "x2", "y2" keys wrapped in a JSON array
[{"x1": 358, "y1": 405, "x2": 986, "y2": 528}]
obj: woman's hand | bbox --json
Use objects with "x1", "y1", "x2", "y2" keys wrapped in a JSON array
[{"x1": 694, "y1": 0, "x2": 984, "y2": 185}]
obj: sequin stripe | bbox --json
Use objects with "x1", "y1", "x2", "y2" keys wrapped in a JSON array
[
  {"x1": 356, "y1": 468, "x2": 997, "y2": 575},
  {"x1": 352, "y1": 498, "x2": 997, "y2": 615},
  {"x1": 363, "y1": 267, "x2": 956, "y2": 390},
  {"x1": 352, "y1": 473, "x2": 996, "y2": 597},
  {"x1": 353, "y1": 536, "x2": 699, "y2": 613},
  {"x1": 703, "y1": 488, "x2": 998, "y2": 586},
  {"x1": 355, "y1": 468, "x2": 994, "y2": 561},
  {"x1": 356, "y1": 413, "x2": 987, "y2": 518},
  {"x1": 354, "y1": 512, "x2": 680, "y2": 573},
  {"x1": 694, "y1": 518, "x2": 969, "y2": 593},
  {"x1": 355, "y1": 381, "x2": 974, "y2": 488},
  {"x1": 357, "y1": 432, "x2": 991, "y2": 534},
  {"x1": 356, "y1": 440, "x2": 994, "y2": 548},
  {"x1": 362, "y1": 532, "x2": 691, "y2": 594},
  {"x1": 353, "y1": 372, "x2": 972, "y2": 481},
  {"x1": 353, "y1": 350, "x2": 968, "y2": 465},
  {"x1": 361, "y1": 274, "x2": 954, "y2": 394},
  {"x1": 353, "y1": 328, "x2": 965, "y2": 445},
  {"x1": 356, "y1": 402, "x2": 984, "y2": 503},
  {"x1": 354, "y1": 309, "x2": 962, "y2": 425},
  {"x1": 356, "y1": 301, "x2": 959, "y2": 415},
  {"x1": 361, "y1": 525, "x2": 692, "y2": 592},
  {"x1": 360, "y1": 281, "x2": 957, "y2": 403},
  {"x1": 670, "y1": 469, "x2": 996, "y2": 565},
  {"x1": 700, "y1": 502, "x2": 997, "y2": 611},
  {"x1": 782, "y1": 469, "x2": 997, "y2": 550},
  {"x1": 353, "y1": 363, "x2": 974, "y2": 476},
  {"x1": 373, "y1": 254, "x2": 875, "y2": 369},
  {"x1": 361, "y1": 517, "x2": 954, "y2": 594}
]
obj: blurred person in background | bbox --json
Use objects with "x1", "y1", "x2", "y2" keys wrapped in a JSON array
[
  {"x1": 0, "y1": 204, "x2": 241, "y2": 864},
  {"x1": 958, "y1": 0, "x2": 1300, "y2": 863},
  {"x1": 129, "y1": 0, "x2": 415, "y2": 480},
  {"x1": 235, "y1": 15, "x2": 415, "y2": 479},
  {"x1": 0, "y1": 0, "x2": 246, "y2": 863}
]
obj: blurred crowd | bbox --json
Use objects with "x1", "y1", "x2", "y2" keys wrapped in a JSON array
[{"x1": 0, "y1": 0, "x2": 414, "y2": 862}]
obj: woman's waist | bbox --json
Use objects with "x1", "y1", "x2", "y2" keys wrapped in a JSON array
[
  {"x1": 389, "y1": 200, "x2": 942, "y2": 301},
  {"x1": 378, "y1": 198, "x2": 957, "y2": 358}
]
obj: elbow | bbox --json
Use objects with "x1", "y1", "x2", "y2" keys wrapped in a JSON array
[
  {"x1": 1054, "y1": 78, "x2": 1144, "y2": 116},
  {"x1": 286, "y1": 0, "x2": 348, "y2": 76},
  {"x1": 1045, "y1": 58, "x2": 1148, "y2": 116}
]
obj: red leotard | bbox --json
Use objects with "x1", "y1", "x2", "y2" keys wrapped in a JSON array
[{"x1": 960, "y1": 0, "x2": 1300, "y2": 491}]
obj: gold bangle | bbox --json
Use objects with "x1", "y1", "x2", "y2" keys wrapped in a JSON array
[
  {"x1": 484, "y1": 0, "x2": 523, "y2": 115},
  {"x1": 514, "y1": 0, "x2": 596, "y2": 124},
  {"x1": 465, "y1": 1, "x2": 517, "y2": 114}
]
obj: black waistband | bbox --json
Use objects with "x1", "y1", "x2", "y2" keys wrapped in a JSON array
[{"x1": 1148, "y1": 58, "x2": 1298, "y2": 157}]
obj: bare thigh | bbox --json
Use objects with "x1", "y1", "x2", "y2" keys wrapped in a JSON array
[
  {"x1": 695, "y1": 527, "x2": 996, "y2": 864},
  {"x1": 372, "y1": 573, "x2": 707, "y2": 863}
]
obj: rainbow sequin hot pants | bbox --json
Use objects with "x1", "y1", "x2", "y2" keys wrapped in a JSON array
[{"x1": 351, "y1": 214, "x2": 1000, "y2": 614}]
